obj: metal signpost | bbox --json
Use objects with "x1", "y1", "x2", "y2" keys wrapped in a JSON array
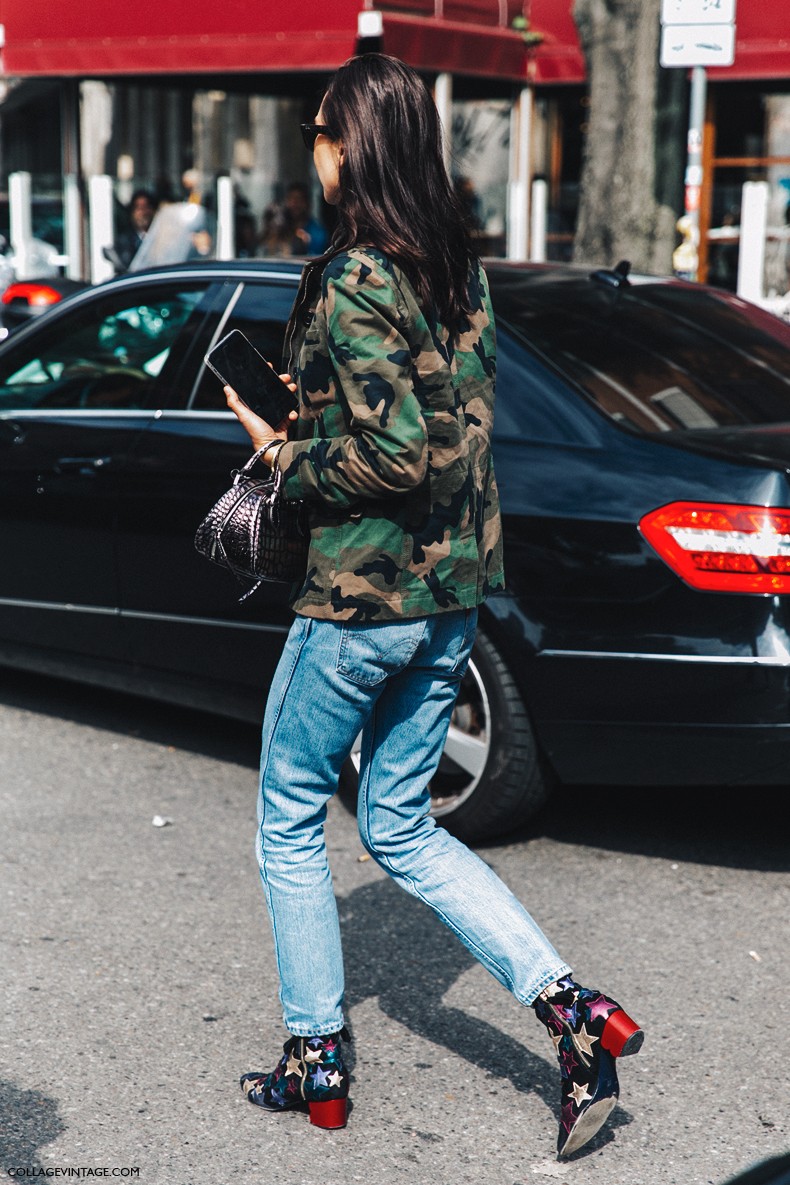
[{"x1": 661, "y1": 0, "x2": 737, "y2": 280}]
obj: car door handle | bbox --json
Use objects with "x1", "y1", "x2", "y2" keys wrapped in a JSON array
[{"x1": 54, "y1": 456, "x2": 113, "y2": 475}]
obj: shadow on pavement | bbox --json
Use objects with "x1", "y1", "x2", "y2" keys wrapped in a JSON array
[
  {"x1": 0, "y1": 667, "x2": 262, "y2": 769},
  {"x1": 506, "y1": 781, "x2": 789, "y2": 873},
  {"x1": 0, "y1": 1081, "x2": 65, "y2": 1173},
  {"x1": 337, "y1": 876, "x2": 633, "y2": 1157}
]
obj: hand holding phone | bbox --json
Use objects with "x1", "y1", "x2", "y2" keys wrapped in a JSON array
[{"x1": 205, "y1": 329, "x2": 298, "y2": 427}]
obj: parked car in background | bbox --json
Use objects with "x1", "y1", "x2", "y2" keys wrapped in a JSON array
[
  {"x1": 0, "y1": 201, "x2": 81, "y2": 338},
  {"x1": 3, "y1": 258, "x2": 790, "y2": 842},
  {"x1": 0, "y1": 274, "x2": 87, "y2": 337}
]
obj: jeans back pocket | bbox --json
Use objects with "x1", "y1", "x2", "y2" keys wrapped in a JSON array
[{"x1": 336, "y1": 618, "x2": 428, "y2": 687}]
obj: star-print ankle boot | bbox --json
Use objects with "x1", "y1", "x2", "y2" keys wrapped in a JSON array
[
  {"x1": 240, "y1": 1028, "x2": 350, "y2": 1129},
  {"x1": 533, "y1": 976, "x2": 644, "y2": 1158}
]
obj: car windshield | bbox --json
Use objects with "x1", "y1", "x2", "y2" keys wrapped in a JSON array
[{"x1": 490, "y1": 271, "x2": 790, "y2": 433}]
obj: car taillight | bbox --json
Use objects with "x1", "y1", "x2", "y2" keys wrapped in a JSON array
[
  {"x1": 639, "y1": 501, "x2": 790, "y2": 593},
  {"x1": 1, "y1": 282, "x2": 62, "y2": 307}
]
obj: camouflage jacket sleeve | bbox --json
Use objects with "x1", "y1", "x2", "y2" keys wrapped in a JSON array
[
  {"x1": 275, "y1": 250, "x2": 505, "y2": 620},
  {"x1": 277, "y1": 254, "x2": 428, "y2": 508}
]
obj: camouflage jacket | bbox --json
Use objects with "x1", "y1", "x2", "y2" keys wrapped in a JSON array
[{"x1": 276, "y1": 247, "x2": 505, "y2": 621}]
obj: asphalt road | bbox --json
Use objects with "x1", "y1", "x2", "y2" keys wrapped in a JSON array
[{"x1": 0, "y1": 668, "x2": 788, "y2": 1185}]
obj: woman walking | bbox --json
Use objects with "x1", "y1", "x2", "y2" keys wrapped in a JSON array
[{"x1": 225, "y1": 53, "x2": 643, "y2": 1159}]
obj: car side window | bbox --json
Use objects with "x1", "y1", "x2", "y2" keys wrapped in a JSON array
[
  {"x1": 493, "y1": 325, "x2": 604, "y2": 446},
  {"x1": 0, "y1": 282, "x2": 213, "y2": 412},
  {"x1": 190, "y1": 280, "x2": 297, "y2": 410}
]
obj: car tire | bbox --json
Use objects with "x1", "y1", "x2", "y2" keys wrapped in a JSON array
[
  {"x1": 339, "y1": 626, "x2": 553, "y2": 844},
  {"x1": 433, "y1": 626, "x2": 553, "y2": 843}
]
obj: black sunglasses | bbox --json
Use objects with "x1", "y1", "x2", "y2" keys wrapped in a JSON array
[{"x1": 300, "y1": 122, "x2": 335, "y2": 151}]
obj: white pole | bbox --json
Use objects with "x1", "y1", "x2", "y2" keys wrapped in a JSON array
[
  {"x1": 683, "y1": 65, "x2": 707, "y2": 282},
  {"x1": 737, "y1": 181, "x2": 769, "y2": 303},
  {"x1": 216, "y1": 175, "x2": 235, "y2": 260},
  {"x1": 9, "y1": 171, "x2": 33, "y2": 280},
  {"x1": 88, "y1": 174, "x2": 116, "y2": 284},
  {"x1": 530, "y1": 178, "x2": 548, "y2": 263},
  {"x1": 434, "y1": 73, "x2": 453, "y2": 172},
  {"x1": 507, "y1": 87, "x2": 531, "y2": 261},
  {"x1": 63, "y1": 174, "x2": 83, "y2": 281}
]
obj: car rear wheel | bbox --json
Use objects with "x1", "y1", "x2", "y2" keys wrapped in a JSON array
[{"x1": 342, "y1": 626, "x2": 552, "y2": 843}]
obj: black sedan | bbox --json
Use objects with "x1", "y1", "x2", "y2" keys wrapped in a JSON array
[{"x1": 2, "y1": 258, "x2": 790, "y2": 842}]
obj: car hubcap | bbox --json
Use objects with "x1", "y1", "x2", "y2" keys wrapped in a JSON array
[{"x1": 349, "y1": 656, "x2": 491, "y2": 817}]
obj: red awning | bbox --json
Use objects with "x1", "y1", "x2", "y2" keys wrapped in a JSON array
[
  {"x1": 0, "y1": 0, "x2": 527, "y2": 81},
  {"x1": 380, "y1": 12, "x2": 527, "y2": 79},
  {"x1": 527, "y1": 0, "x2": 585, "y2": 85},
  {"x1": 709, "y1": 5, "x2": 790, "y2": 81},
  {"x1": 0, "y1": 0, "x2": 362, "y2": 75},
  {"x1": 525, "y1": 0, "x2": 790, "y2": 87},
  {"x1": 3, "y1": 0, "x2": 788, "y2": 89}
]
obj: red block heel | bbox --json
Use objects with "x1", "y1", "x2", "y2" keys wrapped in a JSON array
[
  {"x1": 601, "y1": 1009, "x2": 644, "y2": 1058},
  {"x1": 308, "y1": 1098, "x2": 348, "y2": 1129}
]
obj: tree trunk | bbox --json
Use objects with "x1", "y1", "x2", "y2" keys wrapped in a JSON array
[{"x1": 572, "y1": 0, "x2": 685, "y2": 273}]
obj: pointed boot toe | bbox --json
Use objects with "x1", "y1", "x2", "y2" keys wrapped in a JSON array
[{"x1": 557, "y1": 1045, "x2": 619, "y2": 1158}]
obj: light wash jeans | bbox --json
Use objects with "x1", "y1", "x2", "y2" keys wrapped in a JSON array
[{"x1": 256, "y1": 607, "x2": 571, "y2": 1036}]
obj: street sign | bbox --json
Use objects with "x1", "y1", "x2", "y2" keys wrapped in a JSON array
[
  {"x1": 661, "y1": 0, "x2": 735, "y2": 25},
  {"x1": 660, "y1": 0, "x2": 737, "y2": 281},
  {"x1": 660, "y1": 23, "x2": 735, "y2": 67}
]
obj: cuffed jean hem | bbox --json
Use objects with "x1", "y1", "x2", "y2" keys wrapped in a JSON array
[
  {"x1": 519, "y1": 963, "x2": 575, "y2": 1008},
  {"x1": 286, "y1": 1019, "x2": 346, "y2": 1038}
]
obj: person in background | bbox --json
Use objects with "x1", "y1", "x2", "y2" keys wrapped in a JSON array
[
  {"x1": 127, "y1": 169, "x2": 215, "y2": 270},
  {"x1": 261, "y1": 182, "x2": 328, "y2": 256},
  {"x1": 180, "y1": 168, "x2": 214, "y2": 259},
  {"x1": 234, "y1": 187, "x2": 258, "y2": 258},
  {"x1": 113, "y1": 189, "x2": 158, "y2": 272}
]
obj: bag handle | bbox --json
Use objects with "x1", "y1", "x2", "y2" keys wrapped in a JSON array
[
  {"x1": 240, "y1": 444, "x2": 273, "y2": 474},
  {"x1": 232, "y1": 444, "x2": 284, "y2": 487}
]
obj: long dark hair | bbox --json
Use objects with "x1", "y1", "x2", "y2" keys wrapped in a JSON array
[{"x1": 318, "y1": 54, "x2": 476, "y2": 336}]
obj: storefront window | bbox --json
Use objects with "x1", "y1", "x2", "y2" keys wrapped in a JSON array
[
  {"x1": 706, "y1": 86, "x2": 790, "y2": 298},
  {"x1": 533, "y1": 89, "x2": 586, "y2": 263},
  {"x1": 94, "y1": 85, "x2": 329, "y2": 266},
  {"x1": 451, "y1": 99, "x2": 511, "y2": 256},
  {"x1": 1, "y1": 76, "x2": 534, "y2": 280}
]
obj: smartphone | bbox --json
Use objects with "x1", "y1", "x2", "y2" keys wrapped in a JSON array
[{"x1": 204, "y1": 329, "x2": 297, "y2": 426}]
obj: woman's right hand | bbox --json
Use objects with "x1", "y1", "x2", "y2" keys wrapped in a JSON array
[{"x1": 225, "y1": 370, "x2": 299, "y2": 455}]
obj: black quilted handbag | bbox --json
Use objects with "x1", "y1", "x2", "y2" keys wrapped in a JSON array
[{"x1": 195, "y1": 448, "x2": 309, "y2": 598}]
